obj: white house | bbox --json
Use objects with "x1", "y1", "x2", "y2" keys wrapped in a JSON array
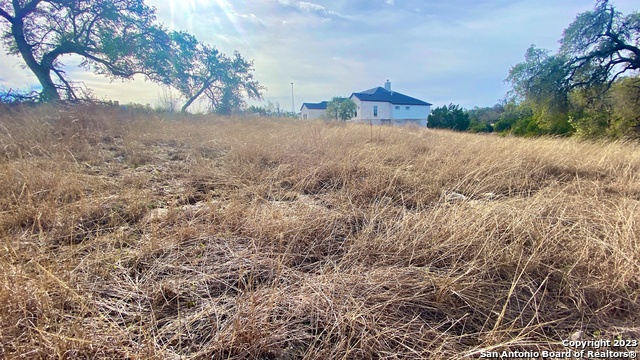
[
  {"x1": 350, "y1": 80, "x2": 431, "y2": 126},
  {"x1": 300, "y1": 101, "x2": 328, "y2": 120}
]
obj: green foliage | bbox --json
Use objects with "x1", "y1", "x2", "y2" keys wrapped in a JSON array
[
  {"x1": 468, "y1": 120, "x2": 494, "y2": 133},
  {"x1": 494, "y1": 101, "x2": 532, "y2": 133},
  {"x1": 506, "y1": 45, "x2": 573, "y2": 135},
  {"x1": 567, "y1": 85, "x2": 612, "y2": 138},
  {"x1": 428, "y1": 0, "x2": 640, "y2": 138},
  {"x1": 466, "y1": 104, "x2": 503, "y2": 133},
  {"x1": 491, "y1": 98, "x2": 572, "y2": 137},
  {"x1": 493, "y1": 118, "x2": 515, "y2": 133},
  {"x1": 511, "y1": 116, "x2": 542, "y2": 136},
  {"x1": 534, "y1": 110, "x2": 574, "y2": 135},
  {"x1": 507, "y1": 46, "x2": 570, "y2": 107},
  {"x1": 504, "y1": 1, "x2": 640, "y2": 139},
  {"x1": 147, "y1": 31, "x2": 263, "y2": 113},
  {"x1": 609, "y1": 77, "x2": 640, "y2": 138},
  {"x1": 428, "y1": 104, "x2": 470, "y2": 131},
  {"x1": 245, "y1": 104, "x2": 297, "y2": 118},
  {"x1": 570, "y1": 77, "x2": 640, "y2": 138},
  {"x1": 325, "y1": 97, "x2": 356, "y2": 121},
  {"x1": 467, "y1": 104, "x2": 504, "y2": 124},
  {"x1": 247, "y1": 105, "x2": 268, "y2": 116}
]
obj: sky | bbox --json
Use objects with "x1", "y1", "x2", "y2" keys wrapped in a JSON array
[{"x1": 0, "y1": 0, "x2": 638, "y2": 111}]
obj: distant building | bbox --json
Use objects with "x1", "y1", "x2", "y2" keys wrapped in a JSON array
[
  {"x1": 350, "y1": 80, "x2": 431, "y2": 126},
  {"x1": 300, "y1": 101, "x2": 328, "y2": 120}
]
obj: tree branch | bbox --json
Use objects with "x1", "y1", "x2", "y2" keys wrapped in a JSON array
[
  {"x1": 0, "y1": 7, "x2": 13, "y2": 22},
  {"x1": 13, "y1": 0, "x2": 42, "y2": 17},
  {"x1": 41, "y1": 42, "x2": 75, "y2": 68},
  {"x1": 181, "y1": 76, "x2": 219, "y2": 112},
  {"x1": 52, "y1": 67, "x2": 77, "y2": 100},
  {"x1": 77, "y1": 50, "x2": 134, "y2": 77}
]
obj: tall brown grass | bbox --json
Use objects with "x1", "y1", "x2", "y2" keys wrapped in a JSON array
[{"x1": 0, "y1": 104, "x2": 638, "y2": 359}]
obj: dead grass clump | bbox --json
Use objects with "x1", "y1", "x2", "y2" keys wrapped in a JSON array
[{"x1": 1, "y1": 105, "x2": 638, "y2": 359}]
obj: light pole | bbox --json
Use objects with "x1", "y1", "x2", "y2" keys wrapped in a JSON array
[{"x1": 291, "y1": 82, "x2": 295, "y2": 114}]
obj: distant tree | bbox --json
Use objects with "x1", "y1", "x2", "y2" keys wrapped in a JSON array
[
  {"x1": 148, "y1": 31, "x2": 263, "y2": 113},
  {"x1": 249, "y1": 100, "x2": 278, "y2": 116},
  {"x1": 325, "y1": 97, "x2": 356, "y2": 121},
  {"x1": 247, "y1": 105, "x2": 268, "y2": 116},
  {"x1": 609, "y1": 77, "x2": 640, "y2": 137},
  {"x1": 467, "y1": 104, "x2": 504, "y2": 125},
  {"x1": 570, "y1": 77, "x2": 640, "y2": 138},
  {"x1": 466, "y1": 104, "x2": 504, "y2": 133},
  {"x1": 494, "y1": 101, "x2": 533, "y2": 133},
  {"x1": 0, "y1": 0, "x2": 163, "y2": 101},
  {"x1": 265, "y1": 100, "x2": 276, "y2": 114},
  {"x1": 506, "y1": 45, "x2": 574, "y2": 135},
  {"x1": 245, "y1": 104, "x2": 297, "y2": 118},
  {"x1": 567, "y1": 84, "x2": 613, "y2": 138},
  {"x1": 468, "y1": 121, "x2": 494, "y2": 133},
  {"x1": 428, "y1": 104, "x2": 470, "y2": 131},
  {"x1": 507, "y1": 46, "x2": 568, "y2": 104},
  {"x1": 155, "y1": 86, "x2": 180, "y2": 113}
]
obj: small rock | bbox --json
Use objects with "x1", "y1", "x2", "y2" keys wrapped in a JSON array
[
  {"x1": 146, "y1": 208, "x2": 169, "y2": 222},
  {"x1": 182, "y1": 202, "x2": 205, "y2": 212},
  {"x1": 445, "y1": 192, "x2": 467, "y2": 202},
  {"x1": 570, "y1": 330, "x2": 584, "y2": 341},
  {"x1": 481, "y1": 192, "x2": 498, "y2": 200}
]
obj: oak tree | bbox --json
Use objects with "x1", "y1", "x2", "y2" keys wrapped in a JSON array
[
  {"x1": 325, "y1": 96, "x2": 356, "y2": 121},
  {"x1": 0, "y1": 0, "x2": 164, "y2": 101},
  {"x1": 152, "y1": 30, "x2": 262, "y2": 113},
  {"x1": 427, "y1": 104, "x2": 470, "y2": 131},
  {"x1": 560, "y1": 0, "x2": 640, "y2": 91}
]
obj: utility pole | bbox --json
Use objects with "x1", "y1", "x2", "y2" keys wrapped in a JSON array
[{"x1": 291, "y1": 82, "x2": 295, "y2": 114}]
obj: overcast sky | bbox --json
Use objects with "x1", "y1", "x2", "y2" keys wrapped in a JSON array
[{"x1": 0, "y1": 0, "x2": 637, "y2": 111}]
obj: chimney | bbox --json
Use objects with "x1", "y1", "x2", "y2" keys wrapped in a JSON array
[{"x1": 384, "y1": 79, "x2": 391, "y2": 91}]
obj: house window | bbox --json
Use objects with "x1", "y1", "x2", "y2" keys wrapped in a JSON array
[
  {"x1": 303, "y1": 114, "x2": 307, "y2": 119},
  {"x1": 395, "y1": 106, "x2": 400, "y2": 110},
  {"x1": 373, "y1": 105, "x2": 378, "y2": 117},
  {"x1": 405, "y1": 106, "x2": 410, "y2": 110}
]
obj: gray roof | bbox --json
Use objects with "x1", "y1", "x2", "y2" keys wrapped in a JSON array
[{"x1": 351, "y1": 87, "x2": 432, "y2": 106}]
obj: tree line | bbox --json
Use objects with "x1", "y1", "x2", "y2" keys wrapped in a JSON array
[
  {"x1": 498, "y1": 0, "x2": 639, "y2": 138},
  {"x1": 432, "y1": 0, "x2": 639, "y2": 139},
  {"x1": 0, "y1": 0, "x2": 262, "y2": 113}
]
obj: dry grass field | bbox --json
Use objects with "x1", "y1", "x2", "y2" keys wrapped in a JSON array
[{"x1": 0, "y1": 104, "x2": 638, "y2": 359}]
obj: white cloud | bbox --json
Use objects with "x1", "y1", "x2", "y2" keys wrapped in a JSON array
[
  {"x1": 0, "y1": 54, "x2": 39, "y2": 90},
  {"x1": 298, "y1": 2, "x2": 324, "y2": 12},
  {"x1": 273, "y1": 0, "x2": 351, "y2": 20},
  {"x1": 385, "y1": 0, "x2": 395, "y2": 5}
]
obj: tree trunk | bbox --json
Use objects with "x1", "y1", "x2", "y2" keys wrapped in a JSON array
[
  {"x1": 181, "y1": 78, "x2": 217, "y2": 112},
  {"x1": 11, "y1": 17, "x2": 60, "y2": 101},
  {"x1": 181, "y1": 96, "x2": 197, "y2": 113},
  {"x1": 181, "y1": 85, "x2": 208, "y2": 113},
  {"x1": 31, "y1": 65, "x2": 59, "y2": 101}
]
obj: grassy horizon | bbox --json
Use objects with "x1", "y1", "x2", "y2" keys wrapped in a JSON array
[{"x1": 0, "y1": 104, "x2": 638, "y2": 359}]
